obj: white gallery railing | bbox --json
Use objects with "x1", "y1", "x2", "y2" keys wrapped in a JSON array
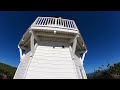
[{"x1": 31, "y1": 17, "x2": 78, "y2": 30}]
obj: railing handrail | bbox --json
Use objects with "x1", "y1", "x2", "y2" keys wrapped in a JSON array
[
  {"x1": 18, "y1": 17, "x2": 79, "y2": 46},
  {"x1": 31, "y1": 17, "x2": 78, "y2": 30}
]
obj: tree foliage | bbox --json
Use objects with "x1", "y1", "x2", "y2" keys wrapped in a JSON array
[
  {"x1": 87, "y1": 62, "x2": 120, "y2": 79},
  {"x1": 0, "y1": 62, "x2": 17, "y2": 79}
]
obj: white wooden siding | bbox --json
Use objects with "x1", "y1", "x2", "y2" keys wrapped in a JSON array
[
  {"x1": 25, "y1": 41, "x2": 78, "y2": 79},
  {"x1": 73, "y1": 55, "x2": 87, "y2": 79},
  {"x1": 14, "y1": 51, "x2": 31, "y2": 79},
  {"x1": 74, "y1": 55, "x2": 82, "y2": 66},
  {"x1": 21, "y1": 51, "x2": 31, "y2": 61},
  {"x1": 13, "y1": 59, "x2": 30, "y2": 79}
]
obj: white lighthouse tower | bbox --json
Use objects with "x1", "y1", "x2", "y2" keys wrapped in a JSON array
[{"x1": 14, "y1": 17, "x2": 88, "y2": 79}]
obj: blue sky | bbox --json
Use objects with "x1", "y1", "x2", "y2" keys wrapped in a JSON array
[{"x1": 0, "y1": 11, "x2": 120, "y2": 74}]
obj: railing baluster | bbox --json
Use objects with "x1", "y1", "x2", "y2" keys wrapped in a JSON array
[
  {"x1": 49, "y1": 18, "x2": 52, "y2": 25},
  {"x1": 46, "y1": 18, "x2": 49, "y2": 25},
  {"x1": 43, "y1": 18, "x2": 47, "y2": 25},
  {"x1": 38, "y1": 18, "x2": 43, "y2": 25},
  {"x1": 61, "y1": 19, "x2": 63, "y2": 26},
  {"x1": 67, "y1": 21, "x2": 70, "y2": 28},
  {"x1": 58, "y1": 19, "x2": 60, "y2": 26},
  {"x1": 33, "y1": 17, "x2": 40, "y2": 26},
  {"x1": 56, "y1": 19, "x2": 58, "y2": 25},
  {"x1": 53, "y1": 18, "x2": 55, "y2": 25},
  {"x1": 73, "y1": 21, "x2": 77, "y2": 29},
  {"x1": 41, "y1": 18, "x2": 45, "y2": 25},
  {"x1": 37, "y1": 19, "x2": 40, "y2": 25},
  {"x1": 64, "y1": 20, "x2": 66, "y2": 27},
  {"x1": 43, "y1": 18, "x2": 45, "y2": 25},
  {"x1": 66, "y1": 20, "x2": 68, "y2": 28},
  {"x1": 71, "y1": 21, "x2": 74, "y2": 28},
  {"x1": 62, "y1": 19, "x2": 64, "y2": 27},
  {"x1": 35, "y1": 18, "x2": 40, "y2": 25},
  {"x1": 51, "y1": 18, "x2": 53, "y2": 25},
  {"x1": 44, "y1": 18, "x2": 47, "y2": 25},
  {"x1": 45, "y1": 18, "x2": 48, "y2": 25},
  {"x1": 32, "y1": 17, "x2": 77, "y2": 30},
  {"x1": 69, "y1": 21, "x2": 72, "y2": 28},
  {"x1": 55, "y1": 18, "x2": 57, "y2": 26},
  {"x1": 49, "y1": 18, "x2": 51, "y2": 24}
]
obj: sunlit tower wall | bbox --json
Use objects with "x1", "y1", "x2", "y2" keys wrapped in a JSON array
[{"x1": 14, "y1": 17, "x2": 88, "y2": 79}]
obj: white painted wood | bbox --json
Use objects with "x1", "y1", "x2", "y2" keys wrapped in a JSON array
[
  {"x1": 74, "y1": 55, "x2": 82, "y2": 66},
  {"x1": 69, "y1": 35, "x2": 76, "y2": 43},
  {"x1": 24, "y1": 41, "x2": 78, "y2": 79},
  {"x1": 79, "y1": 66, "x2": 87, "y2": 79},
  {"x1": 31, "y1": 26, "x2": 78, "y2": 33},
  {"x1": 81, "y1": 51, "x2": 88, "y2": 65},
  {"x1": 35, "y1": 32, "x2": 73, "y2": 39},
  {"x1": 14, "y1": 44, "x2": 38, "y2": 79},
  {"x1": 13, "y1": 59, "x2": 30, "y2": 79},
  {"x1": 20, "y1": 46, "x2": 27, "y2": 51},
  {"x1": 18, "y1": 17, "x2": 81, "y2": 47},
  {"x1": 32, "y1": 17, "x2": 78, "y2": 30},
  {"x1": 30, "y1": 31, "x2": 34, "y2": 55},
  {"x1": 15, "y1": 17, "x2": 87, "y2": 79},
  {"x1": 32, "y1": 31, "x2": 39, "y2": 43},
  {"x1": 39, "y1": 37, "x2": 69, "y2": 42},
  {"x1": 18, "y1": 46, "x2": 23, "y2": 60},
  {"x1": 22, "y1": 51, "x2": 31, "y2": 61},
  {"x1": 76, "y1": 66, "x2": 82, "y2": 79},
  {"x1": 69, "y1": 45, "x2": 73, "y2": 59},
  {"x1": 72, "y1": 35, "x2": 78, "y2": 57},
  {"x1": 23, "y1": 38, "x2": 30, "y2": 47}
]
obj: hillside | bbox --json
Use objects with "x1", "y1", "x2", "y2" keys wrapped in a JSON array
[
  {"x1": 0, "y1": 61, "x2": 120, "y2": 79},
  {"x1": 87, "y1": 62, "x2": 120, "y2": 79},
  {"x1": 0, "y1": 62, "x2": 17, "y2": 79}
]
